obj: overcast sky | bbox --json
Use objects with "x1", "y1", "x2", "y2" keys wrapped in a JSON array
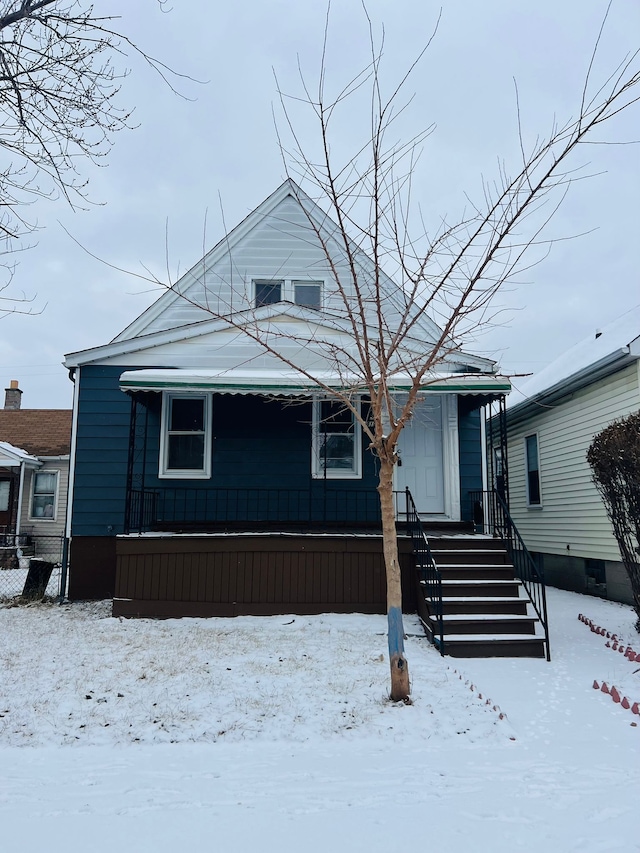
[{"x1": 2, "y1": 0, "x2": 639, "y2": 409}]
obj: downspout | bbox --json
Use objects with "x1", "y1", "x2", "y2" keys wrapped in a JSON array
[
  {"x1": 59, "y1": 366, "x2": 80, "y2": 602},
  {"x1": 15, "y1": 460, "x2": 26, "y2": 538}
]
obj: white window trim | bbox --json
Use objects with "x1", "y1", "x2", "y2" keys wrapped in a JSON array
[
  {"x1": 28, "y1": 469, "x2": 59, "y2": 522},
  {"x1": 524, "y1": 432, "x2": 543, "y2": 508},
  {"x1": 311, "y1": 397, "x2": 362, "y2": 480},
  {"x1": 159, "y1": 392, "x2": 212, "y2": 480}
]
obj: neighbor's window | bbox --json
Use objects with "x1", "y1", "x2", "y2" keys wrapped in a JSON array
[
  {"x1": 0, "y1": 479, "x2": 10, "y2": 512},
  {"x1": 312, "y1": 399, "x2": 361, "y2": 479},
  {"x1": 254, "y1": 279, "x2": 283, "y2": 308},
  {"x1": 525, "y1": 434, "x2": 541, "y2": 506},
  {"x1": 160, "y1": 394, "x2": 212, "y2": 479},
  {"x1": 30, "y1": 471, "x2": 58, "y2": 519},
  {"x1": 293, "y1": 280, "x2": 322, "y2": 309}
]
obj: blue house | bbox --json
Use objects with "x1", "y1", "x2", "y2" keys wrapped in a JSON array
[{"x1": 63, "y1": 181, "x2": 514, "y2": 626}]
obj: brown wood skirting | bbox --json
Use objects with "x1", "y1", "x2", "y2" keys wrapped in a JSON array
[
  {"x1": 113, "y1": 534, "x2": 416, "y2": 618},
  {"x1": 69, "y1": 536, "x2": 117, "y2": 600}
]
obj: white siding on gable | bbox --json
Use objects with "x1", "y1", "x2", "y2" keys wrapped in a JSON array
[
  {"x1": 507, "y1": 363, "x2": 640, "y2": 562},
  {"x1": 130, "y1": 194, "x2": 434, "y2": 348}
]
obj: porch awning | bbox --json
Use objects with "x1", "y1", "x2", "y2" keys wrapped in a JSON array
[{"x1": 119, "y1": 368, "x2": 511, "y2": 396}]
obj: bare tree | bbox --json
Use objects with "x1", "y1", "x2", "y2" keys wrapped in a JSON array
[
  {"x1": 97, "y1": 9, "x2": 640, "y2": 700},
  {"x1": 0, "y1": 0, "x2": 184, "y2": 317}
]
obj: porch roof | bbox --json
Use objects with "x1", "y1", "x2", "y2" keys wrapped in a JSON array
[
  {"x1": 119, "y1": 368, "x2": 511, "y2": 396},
  {"x1": 0, "y1": 441, "x2": 41, "y2": 469}
]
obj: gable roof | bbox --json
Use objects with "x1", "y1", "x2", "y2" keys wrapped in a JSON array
[
  {"x1": 110, "y1": 179, "x2": 448, "y2": 351},
  {"x1": 508, "y1": 305, "x2": 640, "y2": 422},
  {"x1": 0, "y1": 410, "x2": 72, "y2": 457}
]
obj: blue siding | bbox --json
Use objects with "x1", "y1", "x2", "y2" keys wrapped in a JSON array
[
  {"x1": 72, "y1": 365, "x2": 132, "y2": 536},
  {"x1": 72, "y1": 365, "x2": 380, "y2": 535},
  {"x1": 458, "y1": 400, "x2": 483, "y2": 522}
]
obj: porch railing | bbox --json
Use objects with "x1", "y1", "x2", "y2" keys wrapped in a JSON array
[
  {"x1": 469, "y1": 489, "x2": 550, "y2": 661},
  {"x1": 403, "y1": 487, "x2": 444, "y2": 655},
  {"x1": 126, "y1": 486, "x2": 382, "y2": 533}
]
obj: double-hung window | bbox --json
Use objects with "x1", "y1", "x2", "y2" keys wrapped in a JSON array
[
  {"x1": 30, "y1": 471, "x2": 58, "y2": 519},
  {"x1": 312, "y1": 399, "x2": 361, "y2": 479},
  {"x1": 160, "y1": 394, "x2": 212, "y2": 479},
  {"x1": 525, "y1": 433, "x2": 541, "y2": 506}
]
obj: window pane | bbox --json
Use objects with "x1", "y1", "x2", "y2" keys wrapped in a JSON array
[
  {"x1": 171, "y1": 398, "x2": 204, "y2": 432},
  {"x1": 294, "y1": 282, "x2": 321, "y2": 309},
  {"x1": 320, "y1": 435, "x2": 355, "y2": 470},
  {"x1": 168, "y1": 434, "x2": 205, "y2": 470},
  {"x1": 0, "y1": 480, "x2": 9, "y2": 512},
  {"x1": 34, "y1": 472, "x2": 57, "y2": 495},
  {"x1": 525, "y1": 435, "x2": 541, "y2": 504},
  {"x1": 255, "y1": 280, "x2": 282, "y2": 307},
  {"x1": 320, "y1": 401, "x2": 353, "y2": 432},
  {"x1": 32, "y1": 494, "x2": 55, "y2": 518}
]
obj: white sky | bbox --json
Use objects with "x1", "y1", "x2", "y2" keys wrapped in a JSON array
[{"x1": 1, "y1": 0, "x2": 639, "y2": 409}]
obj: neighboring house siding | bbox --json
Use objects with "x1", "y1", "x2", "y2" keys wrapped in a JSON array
[
  {"x1": 19, "y1": 461, "x2": 69, "y2": 538},
  {"x1": 507, "y1": 363, "x2": 640, "y2": 563}
]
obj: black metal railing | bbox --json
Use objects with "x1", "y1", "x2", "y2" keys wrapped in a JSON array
[
  {"x1": 126, "y1": 486, "x2": 383, "y2": 533},
  {"x1": 404, "y1": 487, "x2": 444, "y2": 655},
  {"x1": 468, "y1": 489, "x2": 550, "y2": 661}
]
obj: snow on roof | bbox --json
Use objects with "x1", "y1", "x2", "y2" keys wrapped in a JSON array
[
  {"x1": 0, "y1": 440, "x2": 41, "y2": 466},
  {"x1": 508, "y1": 304, "x2": 640, "y2": 410}
]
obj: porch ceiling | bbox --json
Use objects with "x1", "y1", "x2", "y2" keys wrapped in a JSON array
[{"x1": 118, "y1": 368, "x2": 511, "y2": 396}]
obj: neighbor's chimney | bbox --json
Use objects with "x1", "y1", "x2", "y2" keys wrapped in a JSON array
[{"x1": 4, "y1": 380, "x2": 22, "y2": 410}]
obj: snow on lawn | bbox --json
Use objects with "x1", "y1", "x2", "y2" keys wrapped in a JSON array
[{"x1": 0, "y1": 588, "x2": 638, "y2": 853}]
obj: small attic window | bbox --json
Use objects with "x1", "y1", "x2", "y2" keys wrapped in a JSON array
[
  {"x1": 294, "y1": 280, "x2": 322, "y2": 309},
  {"x1": 254, "y1": 279, "x2": 283, "y2": 308}
]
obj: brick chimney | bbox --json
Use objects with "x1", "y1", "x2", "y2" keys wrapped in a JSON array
[{"x1": 4, "y1": 380, "x2": 22, "y2": 410}]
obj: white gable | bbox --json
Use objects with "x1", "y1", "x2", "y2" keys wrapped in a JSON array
[{"x1": 112, "y1": 181, "x2": 445, "y2": 350}]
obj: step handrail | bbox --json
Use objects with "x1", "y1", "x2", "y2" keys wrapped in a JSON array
[
  {"x1": 403, "y1": 487, "x2": 445, "y2": 656},
  {"x1": 469, "y1": 489, "x2": 551, "y2": 661}
]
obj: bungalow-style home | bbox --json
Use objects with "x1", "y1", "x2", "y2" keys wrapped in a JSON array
[
  {"x1": 0, "y1": 380, "x2": 72, "y2": 577},
  {"x1": 504, "y1": 307, "x2": 640, "y2": 605},
  {"x1": 62, "y1": 181, "x2": 548, "y2": 657}
]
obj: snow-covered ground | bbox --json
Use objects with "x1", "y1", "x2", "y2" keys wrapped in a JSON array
[{"x1": 0, "y1": 588, "x2": 638, "y2": 852}]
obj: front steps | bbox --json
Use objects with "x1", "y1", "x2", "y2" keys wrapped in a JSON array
[{"x1": 418, "y1": 536, "x2": 547, "y2": 658}]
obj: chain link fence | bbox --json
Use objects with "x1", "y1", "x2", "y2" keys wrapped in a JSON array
[{"x1": 0, "y1": 531, "x2": 66, "y2": 601}]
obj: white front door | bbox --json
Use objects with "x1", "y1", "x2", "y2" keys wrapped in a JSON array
[{"x1": 396, "y1": 396, "x2": 445, "y2": 514}]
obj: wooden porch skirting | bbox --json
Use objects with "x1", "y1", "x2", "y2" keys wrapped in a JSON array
[{"x1": 113, "y1": 534, "x2": 417, "y2": 618}]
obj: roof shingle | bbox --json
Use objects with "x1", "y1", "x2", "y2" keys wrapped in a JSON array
[{"x1": 0, "y1": 410, "x2": 72, "y2": 456}]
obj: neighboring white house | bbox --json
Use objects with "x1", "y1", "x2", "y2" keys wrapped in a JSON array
[
  {"x1": 505, "y1": 307, "x2": 640, "y2": 605},
  {"x1": 0, "y1": 381, "x2": 72, "y2": 546}
]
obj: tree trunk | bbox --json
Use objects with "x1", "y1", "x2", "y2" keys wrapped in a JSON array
[{"x1": 378, "y1": 457, "x2": 410, "y2": 701}]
